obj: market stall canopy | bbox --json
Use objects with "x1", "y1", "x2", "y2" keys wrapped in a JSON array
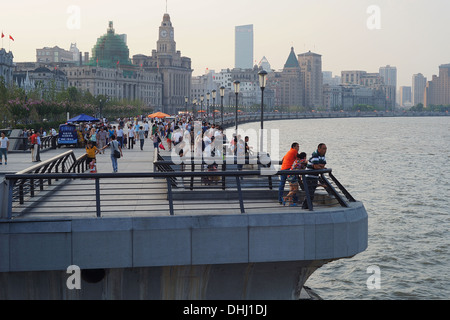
[
  {"x1": 67, "y1": 114, "x2": 100, "y2": 123},
  {"x1": 148, "y1": 112, "x2": 171, "y2": 118}
]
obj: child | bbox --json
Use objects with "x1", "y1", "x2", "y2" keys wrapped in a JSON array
[
  {"x1": 85, "y1": 141, "x2": 98, "y2": 169},
  {"x1": 283, "y1": 152, "x2": 307, "y2": 206},
  {"x1": 89, "y1": 158, "x2": 97, "y2": 174}
]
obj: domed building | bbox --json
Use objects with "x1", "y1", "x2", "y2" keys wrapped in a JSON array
[
  {"x1": 89, "y1": 21, "x2": 132, "y2": 69},
  {"x1": 61, "y1": 21, "x2": 163, "y2": 111}
]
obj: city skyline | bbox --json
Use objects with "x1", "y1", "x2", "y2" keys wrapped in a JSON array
[{"x1": 1, "y1": 0, "x2": 449, "y2": 88}]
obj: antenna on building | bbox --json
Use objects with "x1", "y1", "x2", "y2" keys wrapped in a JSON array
[{"x1": 165, "y1": 0, "x2": 168, "y2": 13}]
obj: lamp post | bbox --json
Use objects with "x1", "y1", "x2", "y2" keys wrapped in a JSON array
[
  {"x1": 220, "y1": 86, "x2": 225, "y2": 126},
  {"x1": 212, "y1": 89, "x2": 216, "y2": 124},
  {"x1": 258, "y1": 70, "x2": 268, "y2": 154},
  {"x1": 200, "y1": 94, "x2": 204, "y2": 122},
  {"x1": 233, "y1": 80, "x2": 240, "y2": 132},
  {"x1": 192, "y1": 98, "x2": 197, "y2": 119},
  {"x1": 184, "y1": 96, "x2": 188, "y2": 117},
  {"x1": 206, "y1": 92, "x2": 210, "y2": 124}
]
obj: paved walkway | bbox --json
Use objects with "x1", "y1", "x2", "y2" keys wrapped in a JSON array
[
  {"x1": 1, "y1": 137, "x2": 156, "y2": 175},
  {"x1": 2, "y1": 136, "x2": 341, "y2": 220}
]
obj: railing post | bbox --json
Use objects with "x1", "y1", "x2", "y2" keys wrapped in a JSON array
[
  {"x1": 7, "y1": 179, "x2": 14, "y2": 219},
  {"x1": 235, "y1": 176, "x2": 245, "y2": 213},
  {"x1": 302, "y1": 175, "x2": 314, "y2": 211},
  {"x1": 190, "y1": 162, "x2": 194, "y2": 190},
  {"x1": 222, "y1": 162, "x2": 226, "y2": 190},
  {"x1": 167, "y1": 177, "x2": 174, "y2": 215},
  {"x1": 95, "y1": 178, "x2": 101, "y2": 217}
]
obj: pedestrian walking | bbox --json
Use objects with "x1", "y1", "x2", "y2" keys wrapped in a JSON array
[
  {"x1": 101, "y1": 135, "x2": 123, "y2": 173},
  {"x1": 137, "y1": 126, "x2": 145, "y2": 150},
  {"x1": 0, "y1": 132, "x2": 9, "y2": 165}
]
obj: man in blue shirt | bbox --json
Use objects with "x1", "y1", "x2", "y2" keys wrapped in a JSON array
[{"x1": 302, "y1": 143, "x2": 327, "y2": 209}]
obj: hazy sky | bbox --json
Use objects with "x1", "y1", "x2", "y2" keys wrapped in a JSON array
[{"x1": 1, "y1": 0, "x2": 449, "y2": 87}]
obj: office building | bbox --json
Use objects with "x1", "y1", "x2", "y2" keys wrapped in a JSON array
[
  {"x1": 268, "y1": 47, "x2": 303, "y2": 108},
  {"x1": 399, "y1": 86, "x2": 412, "y2": 107},
  {"x1": 412, "y1": 73, "x2": 427, "y2": 106},
  {"x1": 424, "y1": 64, "x2": 450, "y2": 107},
  {"x1": 235, "y1": 25, "x2": 253, "y2": 69},
  {"x1": 298, "y1": 51, "x2": 323, "y2": 108}
]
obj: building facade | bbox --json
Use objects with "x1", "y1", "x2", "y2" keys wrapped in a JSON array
[
  {"x1": 132, "y1": 13, "x2": 192, "y2": 114},
  {"x1": 399, "y1": 86, "x2": 412, "y2": 108},
  {"x1": 424, "y1": 64, "x2": 450, "y2": 107},
  {"x1": 412, "y1": 73, "x2": 427, "y2": 106},
  {"x1": 14, "y1": 66, "x2": 68, "y2": 98},
  {"x1": 61, "y1": 21, "x2": 163, "y2": 108},
  {"x1": 0, "y1": 49, "x2": 14, "y2": 85},
  {"x1": 235, "y1": 25, "x2": 253, "y2": 69},
  {"x1": 268, "y1": 47, "x2": 303, "y2": 108},
  {"x1": 298, "y1": 51, "x2": 323, "y2": 109}
]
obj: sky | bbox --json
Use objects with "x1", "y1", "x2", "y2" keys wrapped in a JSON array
[{"x1": 1, "y1": 0, "x2": 449, "y2": 87}]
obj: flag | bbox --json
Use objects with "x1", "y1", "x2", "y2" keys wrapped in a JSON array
[
  {"x1": 1, "y1": 32, "x2": 4, "y2": 38},
  {"x1": 9, "y1": 35, "x2": 14, "y2": 41}
]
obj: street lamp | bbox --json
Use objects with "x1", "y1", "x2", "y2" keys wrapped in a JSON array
[
  {"x1": 258, "y1": 70, "x2": 268, "y2": 154},
  {"x1": 206, "y1": 92, "x2": 210, "y2": 124},
  {"x1": 220, "y1": 86, "x2": 225, "y2": 126},
  {"x1": 192, "y1": 98, "x2": 197, "y2": 119},
  {"x1": 233, "y1": 80, "x2": 240, "y2": 132},
  {"x1": 211, "y1": 89, "x2": 216, "y2": 124},
  {"x1": 200, "y1": 94, "x2": 204, "y2": 122},
  {"x1": 184, "y1": 96, "x2": 188, "y2": 117}
]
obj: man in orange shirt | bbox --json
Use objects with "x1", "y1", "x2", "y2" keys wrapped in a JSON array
[{"x1": 278, "y1": 142, "x2": 299, "y2": 204}]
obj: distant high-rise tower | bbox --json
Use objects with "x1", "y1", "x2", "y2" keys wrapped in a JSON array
[
  {"x1": 424, "y1": 64, "x2": 450, "y2": 107},
  {"x1": 379, "y1": 65, "x2": 397, "y2": 108},
  {"x1": 298, "y1": 51, "x2": 323, "y2": 108},
  {"x1": 412, "y1": 73, "x2": 427, "y2": 106},
  {"x1": 235, "y1": 24, "x2": 253, "y2": 69},
  {"x1": 379, "y1": 65, "x2": 397, "y2": 87}
]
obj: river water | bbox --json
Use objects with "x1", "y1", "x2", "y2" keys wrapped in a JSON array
[{"x1": 239, "y1": 116, "x2": 450, "y2": 300}]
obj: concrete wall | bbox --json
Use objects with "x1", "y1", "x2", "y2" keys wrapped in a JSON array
[{"x1": 0, "y1": 202, "x2": 368, "y2": 299}]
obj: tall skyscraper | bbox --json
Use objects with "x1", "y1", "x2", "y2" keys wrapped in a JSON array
[
  {"x1": 298, "y1": 51, "x2": 323, "y2": 108},
  {"x1": 379, "y1": 65, "x2": 397, "y2": 108},
  {"x1": 412, "y1": 73, "x2": 427, "y2": 106},
  {"x1": 379, "y1": 65, "x2": 397, "y2": 87},
  {"x1": 235, "y1": 24, "x2": 253, "y2": 69},
  {"x1": 399, "y1": 86, "x2": 412, "y2": 107}
]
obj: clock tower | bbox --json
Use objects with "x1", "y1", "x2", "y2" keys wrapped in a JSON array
[
  {"x1": 157, "y1": 13, "x2": 176, "y2": 54},
  {"x1": 132, "y1": 13, "x2": 192, "y2": 114}
]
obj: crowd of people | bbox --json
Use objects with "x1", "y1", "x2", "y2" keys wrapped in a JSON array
[{"x1": 5, "y1": 113, "x2": 330, "y2": 210}]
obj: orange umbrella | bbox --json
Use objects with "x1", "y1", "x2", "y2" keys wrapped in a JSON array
[
  {"x1": 197, "y1": 110, "x2": 206, "y2": 113},
  {"x1": 148, "y1": 112, "x2": 171, "y2": 118},
  {"x1": 213, "y1": 110, "x2": 220, "y2": 113}
]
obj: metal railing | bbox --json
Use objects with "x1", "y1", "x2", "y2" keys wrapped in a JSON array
[
  {"x1": 8, "y1": 136, "x2": 55, "y2": 153},
  {"x1": 1, "y1": 150, "x2": 90, "y2": 218},
  {"x1": 3, "y1": 167, "x2": 356, "y2": 220}
]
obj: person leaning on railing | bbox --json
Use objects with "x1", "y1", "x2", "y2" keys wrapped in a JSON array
[
  {"x1": 301, "y1": 143, "x2": 327, "y2": 210},
  {"x1": 278, "y1": 142, "x2": 300, "y2": 204}
]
